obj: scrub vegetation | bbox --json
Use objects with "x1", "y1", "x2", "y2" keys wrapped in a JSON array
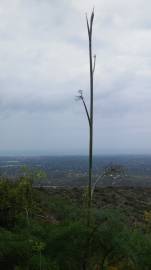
[{"x1": 1, "y1": 176, "x2": 151, "y2": 270}]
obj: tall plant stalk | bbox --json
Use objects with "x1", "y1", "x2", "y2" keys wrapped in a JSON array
[{"x1": 77, "y1": 9, "x2": 96, "y2": 226}]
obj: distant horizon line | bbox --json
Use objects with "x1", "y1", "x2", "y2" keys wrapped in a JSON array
[{"x1": 1, "y1": 152, "x2": 151, "y2": 157}]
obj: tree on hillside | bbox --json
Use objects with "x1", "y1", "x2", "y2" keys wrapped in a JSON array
[{"x1": 77, "y1": 9, "x2": 96, "y2": 225}]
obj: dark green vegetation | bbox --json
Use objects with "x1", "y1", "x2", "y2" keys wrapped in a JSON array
[{"x1": 1, "y1": 177, "x2": 151, "y2": 269}]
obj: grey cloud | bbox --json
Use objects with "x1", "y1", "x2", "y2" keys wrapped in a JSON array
[
  {"x1": 1, "y1": 0, "x2": 151, "y2": 154},
  {"x1": 0, "y1": 78, "x2": 75, "y2": 114}
]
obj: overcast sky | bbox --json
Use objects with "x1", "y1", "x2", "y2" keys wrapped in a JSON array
[{"x1": 1, "y1": 0, "x2": 151, "y2": 155}]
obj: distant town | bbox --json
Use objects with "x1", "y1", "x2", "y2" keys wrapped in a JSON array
[{"x1": 1, "y1": 155, "x2": 151, "y2": 187}]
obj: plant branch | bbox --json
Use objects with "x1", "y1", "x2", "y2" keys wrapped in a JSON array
[
  {"x1": 91, "y1": 173, "x2": 105, "y2": 198},
  {"x1": 76, "y1": 90, "x2": 90, "y2": 126},
  {"x1": 93, "y1": 55, "x2": 96, "y2": 74},
  {"x1": 82, "y1": 98, "x2": 91, "y2": 127},
  {"x1": 86, "y1": 13, "x2": 90, "y2": 35}
]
